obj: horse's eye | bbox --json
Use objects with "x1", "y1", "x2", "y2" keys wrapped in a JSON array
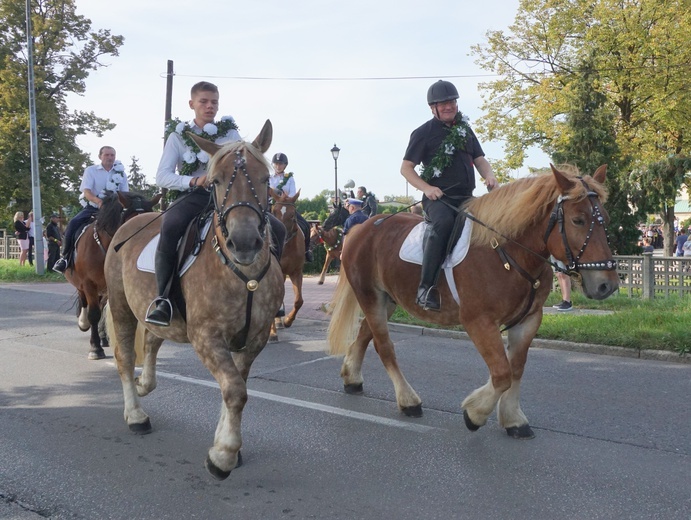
[{"x1": 572, "y1": 217, "x2": 586, "y2": 226}]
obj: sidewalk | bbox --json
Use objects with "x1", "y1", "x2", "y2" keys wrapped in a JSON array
[{"x1": 285, "y1": 275, "x2": 688, "y2": 364}]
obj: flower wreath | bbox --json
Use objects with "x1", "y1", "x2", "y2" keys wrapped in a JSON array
[
  {"x1": 276, "y1": 171, "x2": 294, "y2": 192},
  {"x1": 80, "y1": 160, "x2": 126, "y2": 208},
  {"x1": 420, "y1": 112, "x2": 472, "y2": 182},
  {"x1": 165, "y1": 116, "x2": 239, "y2": 177}
]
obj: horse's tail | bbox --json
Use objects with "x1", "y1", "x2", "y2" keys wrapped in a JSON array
[
  {"x1": 104, "y1": 301, "x2": 117, "y2": 351},
  {"x1": 326, "y1": 273, "x2": 361, "y2": 356}
]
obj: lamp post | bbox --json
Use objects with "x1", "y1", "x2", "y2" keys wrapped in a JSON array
[{"x1": 331, "y1": 143, "x2": 340, "y2": 205}]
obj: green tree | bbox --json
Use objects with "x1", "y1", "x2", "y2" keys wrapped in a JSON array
[
  {"x1": 126, "y1": 156, "x2": 157, "y2": 198},
  {"x1": 0, "y1": 0, "x2": 124, "y2": 223},
  {"x1": 472, "y1": 0, "x2": 691, "y2": 250}
]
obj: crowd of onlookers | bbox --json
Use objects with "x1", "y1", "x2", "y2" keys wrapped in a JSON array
[{"x1": 638, "y1": 221, "x2": 691, "y2": 257}]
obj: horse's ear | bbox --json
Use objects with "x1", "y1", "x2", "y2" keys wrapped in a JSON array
[
  {"x1": 187, "y1": 132, "x2": 223, "y2": 156},
  {"x1": 268, "y1": 187, "x2": 277, "y2": 199},
  {"x1": 292, "y1": 188, "x2": 301, "y2": 201},
  {"x1": 550, "y1": 163, "x2": 577, "y2": 195},
  {"x1": 592, "y1": 164, "x2": 607, "y2": 184},
  {"x1": 117, "y1": 191, "x2": 130, "y2": 208},
  {"x1": 252, "y1": 120, "x2": 273, "y2": 154},
  {"x1": 150, "y1": 193, "x2": 163, "y2": 207}
]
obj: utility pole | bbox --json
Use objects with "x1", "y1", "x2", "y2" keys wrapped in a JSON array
[
  {"x1": 25, "y1": 0, "x2": 45, "y2": 273},
  {"x1": 160, "y1": 60, "x2": 174, "y2": 210}
]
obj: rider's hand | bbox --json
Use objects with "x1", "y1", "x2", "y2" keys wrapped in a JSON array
[{"x1": 423, "y1": 185, "x2": 444, "y2": 201}]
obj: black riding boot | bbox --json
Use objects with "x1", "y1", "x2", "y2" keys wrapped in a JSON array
[
  {"x1": 145, "y1": 252, "x2": 177, "y2": 326},
  {"x1": 416, "y1": 226, "x2": 446, "y2": 311},
  {"x1": 53, "y1": 237, "x2": 74, "y2": 273}
]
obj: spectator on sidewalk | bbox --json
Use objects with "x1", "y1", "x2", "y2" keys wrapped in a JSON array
[{"x1": 674, "y1": 228, "x2": 688, "y2": 257}]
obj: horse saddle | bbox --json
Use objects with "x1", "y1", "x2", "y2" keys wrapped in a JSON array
[{"x1": 399, "y1": 218, "x2": 474, "y2": 306}]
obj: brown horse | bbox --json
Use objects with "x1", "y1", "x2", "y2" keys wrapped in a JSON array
[
  {"x1": 65, "y1": 191, "x2": 161, "y2": 360},
  {"x1": 105, "y1": 121, "x2": 284, "y2": 479},
  {"x1": 310, "y1": 223, "x2": 343, "y2": 284},
  {"x1": 270, "y1": 188, "x2": 305, "y2": 334},
  {"x1": 327, "y1": 165, "x2": 618, "y2": 439}
]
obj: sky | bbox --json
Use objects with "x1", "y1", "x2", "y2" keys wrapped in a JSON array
[{"x1": 67, "y1": 0, "x2": 549, "y2": 202}]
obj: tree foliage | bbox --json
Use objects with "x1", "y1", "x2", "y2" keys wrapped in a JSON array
[
  {"x1": 472, "y1": 0, "x2": 691, "y2": 251},
  {"x1": 0, "y1": 0, "x2": 123, "y2": 224},
  {"x1": 126, "y1": 156, "x2": 158, "y2": 198}
]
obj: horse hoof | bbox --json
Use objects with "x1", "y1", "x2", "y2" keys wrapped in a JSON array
[
  {"x1": 128, "y1": 418, "x2": 152, "y2": 435},
  {"x1": 344, "y1": 383, "x2": 363, "y2": 395},
  {"x1": 205, "y1": 455, "x2": 232, "y2": 481},
  {"x1": 235, "y1": 451, "x2": 243, "y2": 468},
  {"x1": 463, "y1": 410, "x2": 481, "y2": 432},
  {"x1": 401, "y1": 404, "x2": 423, "y2": 418},
  {"x1": 87, "y1": 348, "x2": 106, "y2": 360},
  {"x1": 317, "y1": 281, "x2": 324, "y2": 285},
  {"x1": 101, "y1": 341, "x2": 109, "y2": 348},
  {"x1": 269, "y1": 335, "x2": 279, "y2": 343},
  {"x1": 506, "y1": 424, "x2": 535, "y2": 439}
]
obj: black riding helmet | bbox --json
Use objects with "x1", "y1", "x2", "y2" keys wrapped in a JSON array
[
  {"x1": 272, "y1": 152, "x2": 288, "y2": 165},
  {"x1": 427, "y1": 80, "x2": 459, "y2": 105}
]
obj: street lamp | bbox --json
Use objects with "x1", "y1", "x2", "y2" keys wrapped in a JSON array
[{"x1": 331, "y1": 143, "x2": 340, "y2": 205}]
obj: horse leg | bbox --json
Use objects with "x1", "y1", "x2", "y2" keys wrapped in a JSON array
[
  {"x1": 107, "y1": 303, "x2": 152, "y2": 434},
  {"x1": 318, "y1": 252, "x2": 331, "y2": 285},
  {"x1": 85, "y1": 283, "x2": 105, "y2": 360},
  {"x1": 360, "y1": 296, "x2": 423, "y2": 417},
  {"x1": 195, "y1": 336, "x2": 247, "y2": 480},
  {"x1": 77, "y1": 293, "x2": 89, "y2": 332},
  {"x1": 496, "y1": 312, "x2": 541, "y2": 439},
  {"x1": 269, "y1": 320, "x2": 279, "y2": 342},
  {"x1": 461, "y1": 318, "x2": 513, "y2": 432},
  {"x1": 134, "y1": 325, "x2": 164, "y2": 397},
  {"x1": 283, "y1": 271, "x2": 303, "y2": 328},
  {"x1": 98, "y1": 310, "x2": 109, "y2": 348}
]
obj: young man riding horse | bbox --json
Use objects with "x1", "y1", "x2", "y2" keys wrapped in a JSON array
[
  {"x1": 400, "y1": 80, "x2": 498, "y2": 311},
  {"x1": 145, "y1": 81, "x2": 286, "y2": 326}
]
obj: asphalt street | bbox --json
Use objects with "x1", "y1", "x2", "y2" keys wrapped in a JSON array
[{"x1": 0, "y1": 279, "x2": 689, "y2": 519}]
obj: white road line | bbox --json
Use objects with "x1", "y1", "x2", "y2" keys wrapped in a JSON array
[{"x1": 153, "y1": 369, "x2": 441, "y2": 434}]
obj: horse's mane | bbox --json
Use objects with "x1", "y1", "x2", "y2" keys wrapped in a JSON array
[
  {"x1": 206, "y1": 141, "x2": 270, "y2": 182},
  {"x1": 466, "y1": 166, "x2": 608, "y2": 247},
  {"x1": 96, "y1": 190, "x2": 151, "y2": 234}
]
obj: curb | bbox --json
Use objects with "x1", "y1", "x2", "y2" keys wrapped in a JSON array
[{"x1": 296, "y1": 318, "x2": 690, "y2": 365}]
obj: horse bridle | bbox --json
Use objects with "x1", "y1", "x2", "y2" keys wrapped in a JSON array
[
  {"x1": 314, "y1": 226, "x2": 343, "y2": 252},
  {"x1": 273, "y1": 201, "x2": 298, "y2": 242},
  {"x1": 209, "y1": 148, "x2": 273, "y2": 351}
]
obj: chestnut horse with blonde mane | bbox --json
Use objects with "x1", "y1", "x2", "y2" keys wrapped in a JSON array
[
  {"x1": 65, "y1": 190, "x2": 161, "y2": 360},
  {"x1": 105, "y1": 121, "x2": 284, "y2": 479},
  {"x1": 269, "y1": 188, "x2": 304, "y2": 339},
  {"x1": 327, "y1": 165, "x2": 618, "y2": 438}
]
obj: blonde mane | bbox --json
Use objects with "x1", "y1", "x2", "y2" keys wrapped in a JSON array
[
  {"x1": 466, "y1": 166, "x2": 608, "y2": 247},
  {"x1": 207, "y1": 140, "x2": 270, "y2": 182}
]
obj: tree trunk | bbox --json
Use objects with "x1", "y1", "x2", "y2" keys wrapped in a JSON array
[{"x1": 661, "y1": 206, "x2": 675, "y2": 257}]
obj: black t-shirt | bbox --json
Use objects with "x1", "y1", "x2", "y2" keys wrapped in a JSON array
[
  {"x1": 403, "y1": 116, "x2": 485, "y2": 198},
  {"x1": 14, "y1": 220, "x2": 29, "y2": 240}
]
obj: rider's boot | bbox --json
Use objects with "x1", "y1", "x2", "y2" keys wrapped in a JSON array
[
  {"x1": 416, "y1": 226, "x2": 445, "y2": 312},
  {"x1": 145, "y1": 252, "x2": 177, "y2": 326},
  {"x1": 53, "y1": 237, "x2": 74, "y2": 274}
]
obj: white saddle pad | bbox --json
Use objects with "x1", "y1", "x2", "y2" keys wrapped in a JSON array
[
  {"x1": 399, "y1": 218, "x2": 474, "y2": 306},
  {"x1": 137, "y1": 219, "x2": 212, "y2": 277}
]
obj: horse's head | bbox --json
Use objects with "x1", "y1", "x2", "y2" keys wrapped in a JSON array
[
  {"x1": 189, "y1": 120, "x2": 272, "y2": 265},
  {"x1": 270, "y1": 188, "x2": 300, "y2": 233},
  {"x1": 117, "y1": 191, "x2": 162, "y2": 223},
  {"x1": 546, "y1": 164, "x2": 619, "y2": 300},
  {"x1": 323, "y1": 203, "x2": 348, "y2": 231}
]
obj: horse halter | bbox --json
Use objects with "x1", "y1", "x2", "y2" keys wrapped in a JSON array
[
  {"x1": 212, "y1": 149, "x2": 269, "y2": 239},
  {"x1": 543, "y1": 182, "x2": 617, "y2": 275}
]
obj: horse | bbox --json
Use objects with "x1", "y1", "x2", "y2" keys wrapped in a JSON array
[
  {"x1": 269, "y1": 188, "x2": 304, "y2": 340},
  {"x1": 310, "y1": 223, "x2": 343, "y2": 284},
  {"x1": 327, "y1": 165, "x2": 618, "y2": 439},
  {"x1": 105, "y1": 120, "x2": 284, "y2": 480},
  {"x1": 65, "y1": 190, "x2": 161, "y2": 360},
  {"x1": 323, "y1": 202, "x2": 349, "y2": 230}
]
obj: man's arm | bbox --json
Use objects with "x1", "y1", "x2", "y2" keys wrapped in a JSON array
[
  {"x1": 400, "y1": 160, "x2": 443, "y2": 201},
  {"x1": 474, "y1": 156, "x2": 499, "y2": 191},
  {"x1": 156, "y1": 133, "x2": 195, "y2": 190},
  {"x1": 82, "y1": 188, "x2": 103, "y2": 208}
]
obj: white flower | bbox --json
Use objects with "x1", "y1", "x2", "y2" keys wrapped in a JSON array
[
  {"x1": 111, "y1": 173, "x2": 123, "y2": 184},
  {"x1": 461, "y1": 114, "x2": 470, "y2": 124},
  {"x1": 175, "y1": 122, "x2": 186, "y2": 134},
  {"x1": 444, "y1": 143, "x2": 455, "y2": 155},
  {"x1": 432, "y1": 168, "x2": 442, "y2": 178},
  {"x1": 220, "y1": 115, "x2": 235, "y2": 123},
  {"x1": 456, "y1": 126, "x2": 467, "y2": 137},
  {"x1": 183, "y1": 150, "x2": 197, "y2": 164},
  {"x1": 197, "y1": 150, "x2": 210, "y2": 164},
  {"x1": 203, "y1": 123, "x2": 218, "y2": 136},
  {"x1": 105, "y1": 180, "x2": 118, "y2": 191},
  {"x1": 113, "y1": 161, "x2": 125, "y2": 172}
]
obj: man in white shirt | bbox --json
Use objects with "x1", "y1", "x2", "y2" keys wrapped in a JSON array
[{"x1": 54, "y1": 146, "x2": 128, "y2": 273}]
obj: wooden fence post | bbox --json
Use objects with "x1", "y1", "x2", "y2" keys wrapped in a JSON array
[{"x1": 642, "y1": 252, "x2": 654, "y2": 300}]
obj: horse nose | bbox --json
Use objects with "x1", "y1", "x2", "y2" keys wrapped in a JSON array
[{"x1": 596, "y1": 280, "x2": 618, "y2": 299}]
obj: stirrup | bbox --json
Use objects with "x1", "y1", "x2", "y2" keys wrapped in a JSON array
[
  {"x1": 145, "y1": 297, "x2": 173, "y2": 326},
  {"x1": 416, "y1": 286, "x2": 440, "y2": 312}
]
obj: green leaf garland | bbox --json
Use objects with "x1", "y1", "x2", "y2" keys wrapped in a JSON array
[{"x1": 420, "y1": 112, "x2": 472, "y2": 182}]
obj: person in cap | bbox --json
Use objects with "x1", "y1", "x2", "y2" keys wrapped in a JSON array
[
  {"x1": 45, "y1": 213, "x2": 62, "y2": 272},
  {"x1": 342, "y1": 198, "x2": 367, "y2": 236},
  {"x1": 400, "y1": 79, "x2": 498, "y2": 311},
  {"x1": 269, "y1": 152, "x2": 314, "y2": 262}
]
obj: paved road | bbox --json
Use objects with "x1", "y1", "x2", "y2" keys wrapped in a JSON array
[{"x1": 0, "y1": 280, "x2": 689, "y2": 519}]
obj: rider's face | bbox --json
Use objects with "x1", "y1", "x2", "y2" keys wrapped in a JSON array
[
  {"x1": 273, "y1": 162, "x2": 287, "y2": 174},
  {"x1": 189, "y1": 90, "x2": 219, "y2": 126},
  {"x1": 430, "y1": 99, "x2": 457, "y2": 124},
  {"x1": 99, "y1": 147, "x2": 116, "y2": 170}
]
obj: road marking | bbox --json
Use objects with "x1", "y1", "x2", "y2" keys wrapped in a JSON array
[{"x1": 154, "y1": 369, "x2": 441, "y2": 434}]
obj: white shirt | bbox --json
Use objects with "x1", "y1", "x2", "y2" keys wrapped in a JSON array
[
  {"x1": 269, "y1": 173, "x2": 297, "y2": 197},
  {"x1": 155, "y1": 120, "x2": 241, "y2": 191},
  {"x1": 80, "y1": 162, "x2": 130, "y2": 208}
]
